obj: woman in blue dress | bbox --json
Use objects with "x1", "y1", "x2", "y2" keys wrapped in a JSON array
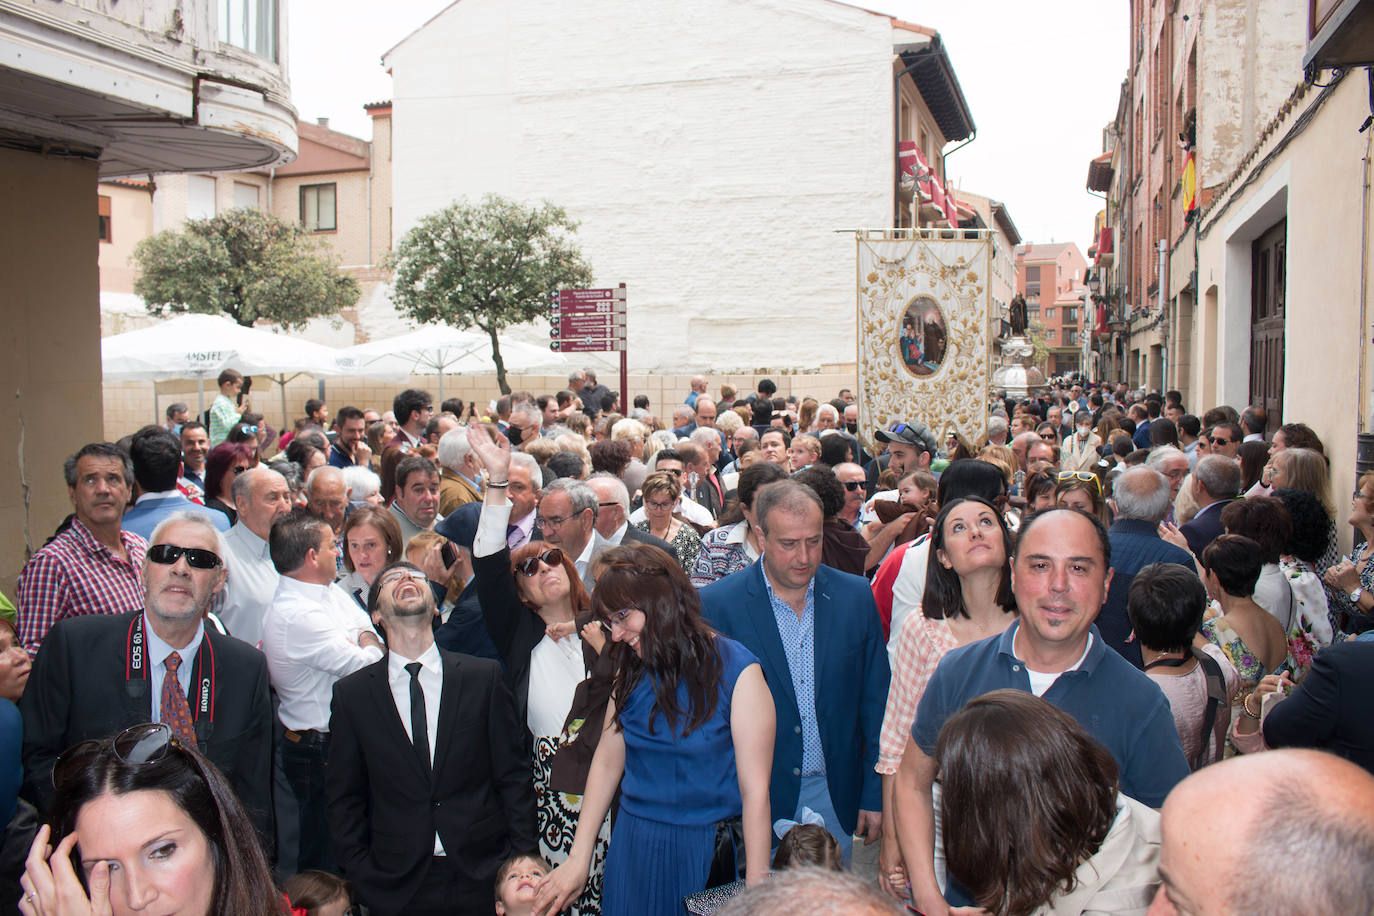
[{"x1": 534, "y1": 542, "x2": 775, "y2": 916}]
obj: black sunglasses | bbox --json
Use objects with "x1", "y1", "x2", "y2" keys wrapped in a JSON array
[
  {"x1": 54, "y1": 723, "x2": 176, "y2": 791},
  {"x1": 515, "y1": 548, "x2": 563, "y2": 577},
  {"x1": 1210, "y1": 436, "x2": 1232, "y2": 446},
  {"x1": 843, "y1": 481, "x2": 864, "y2": 492},
  {"x1": 147, "y1": 543, "x2": 222, "y2": 570}
]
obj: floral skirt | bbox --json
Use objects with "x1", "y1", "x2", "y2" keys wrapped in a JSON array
[{"x1": 534, "y1": 735, "x2": 610, "y2": 915}]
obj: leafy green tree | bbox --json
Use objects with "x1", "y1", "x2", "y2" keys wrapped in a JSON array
[
  {"x1": 386, "y1": 194, "x2": 594, "y2": 394},
  {"x1": 133, "y1": 208, "x2": 359, "y2": 329}
]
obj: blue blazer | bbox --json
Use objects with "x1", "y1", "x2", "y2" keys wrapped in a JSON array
[{"x1": 699, "y1": 561, "x2": 889, "y2": 835}]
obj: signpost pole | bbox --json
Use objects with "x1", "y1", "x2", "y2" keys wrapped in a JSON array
[{"x1": 618, "y1": 283, "x2": 628, "y2": 409}]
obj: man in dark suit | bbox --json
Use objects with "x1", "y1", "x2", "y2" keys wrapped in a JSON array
[
  {"x1": 388, "y1": 388, "x2": 433, "y2": 450},
  {"x1": 585, "y1": 474, "x2": 675, "y2": 556},
  {"x1": 327, "y1": 561, "x2": 535, "y2": 916},
  {"x1": 1179, "y1": 454, "x2": 1241, "y2": 556},
  {"x1": 1101, "y1": 467, "x2": 1196, "y2": 668},
  {"x1": 20, "y1": 511, "x2": 273, "y2": 842},
  {"x1": 699, "y1": 479, "x2": 889, "y2": 862}
]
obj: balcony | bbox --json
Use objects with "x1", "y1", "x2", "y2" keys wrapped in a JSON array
[{"x1": 0, "y1": 0, "x2": 296, "y2": 176}]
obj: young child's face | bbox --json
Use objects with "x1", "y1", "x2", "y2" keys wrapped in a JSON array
[
  {"x1": 495, "y1": 858, "x2": 547, "y2": 915},
  {"x1": 898, "y1": 480, "x2": 931, "y2": 510}
]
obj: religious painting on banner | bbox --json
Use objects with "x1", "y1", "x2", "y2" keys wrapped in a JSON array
[{"x1": 854, "y1": 231, "x2": 992, "y2": 453}]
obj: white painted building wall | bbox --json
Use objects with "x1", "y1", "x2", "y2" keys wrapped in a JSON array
[{"x1": 384, "y1": 0, "x2": 901, "y2": 372}]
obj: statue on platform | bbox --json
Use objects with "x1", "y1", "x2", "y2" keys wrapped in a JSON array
[{"x1": 1008, "y1": 293, "x2": 1028, "y2": 336}]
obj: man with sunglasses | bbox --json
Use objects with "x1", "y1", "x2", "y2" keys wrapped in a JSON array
[
  {"x1": 1206, "y1": 421, "x2": 1243, "y2": 460},
  {"x1": 835, "y1": 463, "x2": 868, "y2": 530},
  {"x1": 327, "y1": 561, "x2": 534, "y2": 915},
  {"x1": 20, "y1": 512, "x2": 273, "y2": 844}
]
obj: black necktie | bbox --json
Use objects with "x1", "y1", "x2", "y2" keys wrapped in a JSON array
[{"x1": 405, "y1": 661, "x2": 431, "y2": 774}]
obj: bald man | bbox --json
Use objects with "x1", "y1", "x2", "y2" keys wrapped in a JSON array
[{"x1": 1151, "y1": 749, "x2": 1374, "y2": 915}]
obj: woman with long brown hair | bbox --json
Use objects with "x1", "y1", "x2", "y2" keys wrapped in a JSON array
[
  {"x1": 466, "y1": 426, "x2": 613, "y2": 916},
  {"x1": 535, "y1": 543, "x2": 774, "y2": 916},
  {"x1": 19, "y1": 724, "x2": 285, "y2": 916},
  {"x1": 876, "y1": 496, "x2": 1017, "y2": 898},
  {"x1": 934, "y1": 691, "x2": 1160, "y2": 916}
]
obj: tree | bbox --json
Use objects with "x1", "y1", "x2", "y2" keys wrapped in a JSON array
[
  {"x1": 386, "y1": 194, "x2": 594, "y2": 394},
  {"x1": 133, "y1": 207, "x2": 359, "y2": 329}
]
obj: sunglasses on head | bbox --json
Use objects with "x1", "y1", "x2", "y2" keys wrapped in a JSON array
[
  {"x1": 515, "y1": 548, "x2": 564, "y2": 577},
  {"x1": 147, "y1": 543, "x2": 222, "y2": 570},
  {"x1": 1057, "y1": 470, "x2": 1101, "y2": 494},
  {"x1": 53, "y1": 722, "x2": 177, "y2": 791}
]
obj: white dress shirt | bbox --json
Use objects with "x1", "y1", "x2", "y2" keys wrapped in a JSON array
[
  {"x1": 218, "y1": 523, "x2": 280, "y2": 648},
  {"x1": 606, "y1": 521, "x2": 629, "y2": 546},
  {"x1": 388, "y1": 642, "x2": 446, "y2": 855},
  {"x1": 261, "y1": 576, "x2": 383, "y2": 731},
  {"x1": 143, "y1": 612, "x2": 205, "y2": 724}
]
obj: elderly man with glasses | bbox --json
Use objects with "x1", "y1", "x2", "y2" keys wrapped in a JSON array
[{"x1": 19, "y1": 511, "x2": 273, "y2": 845}]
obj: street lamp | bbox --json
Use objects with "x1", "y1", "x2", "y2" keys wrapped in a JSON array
[{"x1": 1087, "y1": 271, "x2": 1101, "y2": 296}]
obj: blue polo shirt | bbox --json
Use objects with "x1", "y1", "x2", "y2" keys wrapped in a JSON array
[{"x1": 913, "y1": 620, "x2": 1188, "y2": 808}]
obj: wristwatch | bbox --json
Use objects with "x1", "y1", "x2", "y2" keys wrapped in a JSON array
[{"x1": 1350, "y1": 586, "x2": 1364, "y2": 605}]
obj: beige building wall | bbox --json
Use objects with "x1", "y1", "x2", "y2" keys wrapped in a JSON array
[
  {"x1": 1191, "y1": 73, "x2": 1371, "y2": 552},
  {"x1": 97, "y1": 182, "x2": 155, "y2": 294},
  {"x1": 368, "y1": 109, "x2": 393, "y2": 265},
  {"x1": 0, "y1": 149, "x2": 105, "y2": 592},
  {"x1": 270, "y1": 170, "x2": 372, "y2": 267}
]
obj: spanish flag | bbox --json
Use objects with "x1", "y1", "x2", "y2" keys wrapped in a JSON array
[{"x1": 1181, "y1": 149, "x2": 1197, "y2": 221}]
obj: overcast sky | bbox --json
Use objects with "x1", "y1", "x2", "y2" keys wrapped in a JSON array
[{"x1": 288, "y1": 0, "x2": 1127, "y2": 249}]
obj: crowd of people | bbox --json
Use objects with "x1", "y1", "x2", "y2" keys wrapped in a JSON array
[{"x1": 2, "y1": 366, "x2": 1373, "y2": 916}]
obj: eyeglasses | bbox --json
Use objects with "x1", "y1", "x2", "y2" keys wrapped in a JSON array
[
  {"x1": 645, "y1": 499, "x2": 674, "y2": 511},
  {"x1": 604, "y1": 607, "x2": 636, "y2": 626},
  {"x1": 515, "y1": 548, "x2": 564, "y2": 576},
  {"x1": 231, "y1": 465, "x2": 250, "y2": 475},
  {"x1": 379, "y1": 568, "x2": 428, "y2": 588},
  {"x1": 1057, "y1": 470, "x2": 1102, "y2": 494},
  {"x1": 1210, "y1": 436, "x2": 1233, "y2": 446},
  {"x1": 842, "y1": 481, "x2": 865, "y2": 492},
  {"x1": 54, "y1": 723, "x2": 176, "y2": 791},
  {"x1": 147, "y1": 543, "x2": 223, "y2": 570},
  {"x1": 538, "y1": 512, "x2": 576, "y2": 528}
]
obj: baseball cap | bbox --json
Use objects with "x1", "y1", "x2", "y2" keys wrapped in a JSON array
[{"x1": 874, "y1": 420, "x2": 938, "y2": 454}]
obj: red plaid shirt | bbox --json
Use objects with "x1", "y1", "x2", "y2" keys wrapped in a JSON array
[{"x1": 17, "y1": 518, "x2": 147, "y2": 656}]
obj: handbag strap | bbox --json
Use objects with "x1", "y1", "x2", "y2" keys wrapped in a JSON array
[{"x1": 1191, "y1": 646, "x2": 1229, "y2": 769}]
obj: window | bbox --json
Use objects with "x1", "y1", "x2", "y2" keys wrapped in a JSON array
[
  {"x1": 1025, "y1": 266, "x2": 1041, "y2": 281},
  {"x1": 1066, "y1": 329, "x2": 1079, "y2": 346},
  {"x1": 1045, "y1": 307, "x2": 1055, "y2": 320},
  {"x1": 187, "y1": 175, "x2": 217, "y2": 220},
  {"x1": 233, "y1": 181, "x2": 260, "y2": 209},
  {"x1": 300, "y1": 183, "x2": 337, "y2": 232},
  {"x1": 98, "y1": 195, "x2": 112, "y2": 243},
  {"x1": 1046, "y1": 328, "x2": 1056, "y2": 342},
  {"x1": 1063, "y1": 307, "x2": 1078, "y2": 323},
  {"x1": 220, "y1": 0, "x2": 279, "y2": 61}
]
